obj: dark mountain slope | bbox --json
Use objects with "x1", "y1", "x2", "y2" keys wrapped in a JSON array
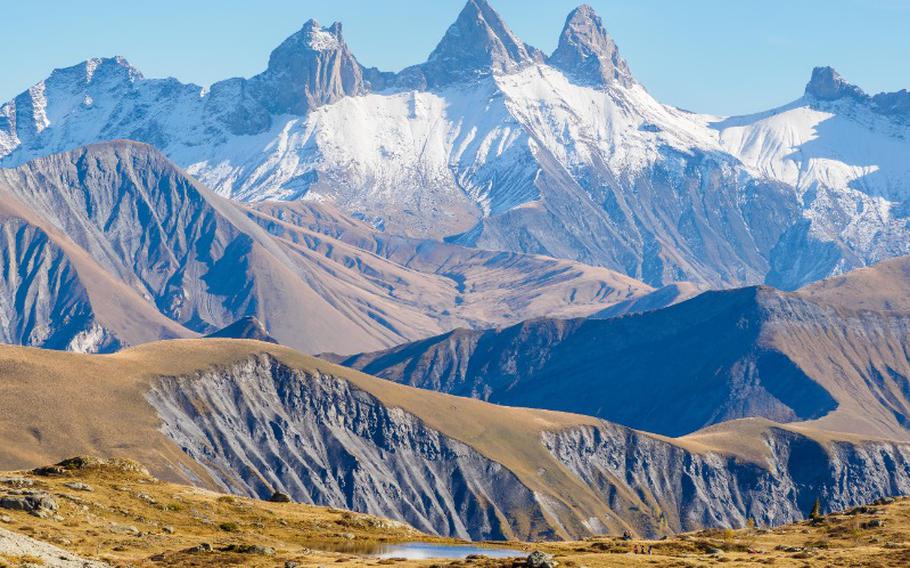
[{"x1": 340, "y1": 259, "x2": 910, "y2": 440}]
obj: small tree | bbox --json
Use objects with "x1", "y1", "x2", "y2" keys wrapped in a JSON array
[{"x1": 809, "y1": 498, "x2": 822, "y2": 520}]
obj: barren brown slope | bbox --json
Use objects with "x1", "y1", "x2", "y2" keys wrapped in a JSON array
[
  {"x1": 0, "y1": 184, "x2": 193, "y2": 350},
  {"x1": 0, "y1": 141, "x2": 653, "y2": 355},
  {"x1": 795, "y1": 256, "x2": 910, "y2": 313},
  {"x1": 1, "y1": 338, "x2": 909, "y2": 541},
  {"x1": 250, "y1": 201, "x2": 652, "y2": 324}
]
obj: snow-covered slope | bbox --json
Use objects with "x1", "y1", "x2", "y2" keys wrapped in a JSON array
[
  {"x1": 1, "y1": 1, "x2": 908, "y2": 289},
  {"x1": 708, "y1": 67, "x2": 910, "y2": 287}
]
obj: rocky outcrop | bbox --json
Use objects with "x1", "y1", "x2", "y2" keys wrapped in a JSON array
[
  {"x1": 872, "y1": 89, "x2": 910, "y2": 121},
  {"x1": 247, "y1": 20, "x2": 366, "y2": 116},
  {"x1": 804, "y1": 66, "x2": 910, "y2": 124},
  {"x1": 0, "y1": 491, "x2": 58, "y2": 517},
  {"x1": 545, "y1": 424, "x2": 910, "y2": 534},
  {"x1": 146, "y1": 355, "x2": 552, "y2": 541},
  {"x1": 405, "y1": 0, "x2": 544, "y2": 89},
  {"x1": 144, "y1": 353, "x2": 910, "y2": 540},
  {"x1": 805, "y1": 66, "x2": 867, "y2": 102},
  {"x1": 549, "y1": 5, "x2": 633, "y2": 88}
]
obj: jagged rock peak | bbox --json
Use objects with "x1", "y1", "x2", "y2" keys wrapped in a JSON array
[
  {"x1": 872, "y1": 89, "x2": 910, "y2": 121},
  {"x1": 255, "y1": 18, "x2": 366, "y2": 115},
  {"x1": 549, "y1": 4, "x2": 633, "y2": 88},
  {"x1": 273, "y1": 19, "x2": 346, "y2": 55},
  {"x1": 422, "y1": 0, "x2": 544, "y2": 87},
  {"x1": 805, "y1": 66, "x2": 867, "y2": 102}
]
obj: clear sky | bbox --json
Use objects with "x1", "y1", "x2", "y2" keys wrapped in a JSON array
[{"x1": 3, "y1": 0, "x2": 907, "y2": 115}]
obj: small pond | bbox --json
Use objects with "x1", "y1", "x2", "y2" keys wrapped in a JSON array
[
  {"x1": 375, "y1": 542, "x2": 525, "y2": 560},
  {"x1": 302, "y1": 540, "x2": 526, "y2": 560}
]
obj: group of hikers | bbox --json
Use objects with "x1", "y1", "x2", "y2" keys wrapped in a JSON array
[{"x1": 621, "y1": 531, "x2": 654, "y2": 555}]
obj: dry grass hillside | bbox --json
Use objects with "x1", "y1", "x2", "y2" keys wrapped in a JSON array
[
  {"x1": 0, "y1": 339, "x2": 624, "y2": 537},
  {"x1": 0, "y1": 337, "x2": 904, "y2": 544},
  {"x1": 0, "y1": 457, "x2": 438, "y2": 568},
  {"x1": 2, "y1": 457, "x2": 909, "y2": 567}
]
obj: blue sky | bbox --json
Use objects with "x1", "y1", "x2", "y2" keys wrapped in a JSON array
[{"x1": 3, "y1": 0, "x2": 907, "y2": 115}]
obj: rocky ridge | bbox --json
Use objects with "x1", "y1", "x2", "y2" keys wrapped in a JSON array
[
  {"x1": 0, "y1": 141, "x2": 651, "y2": 354},
  {"x1": 1, "y1": 1, "x2": 907, "y2": 289}
]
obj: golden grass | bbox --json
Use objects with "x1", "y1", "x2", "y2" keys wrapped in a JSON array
[
  {"x1": 4, "y1": 458, "x2": 910, "y2": 567},
  {"x1": 0, "y1": 457, "x2": 441, "y2": 568}
]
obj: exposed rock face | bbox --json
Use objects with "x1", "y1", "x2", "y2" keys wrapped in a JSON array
[
  {"x1": 248, "y1": 20, "x2": 366, "y2": 116},
  {"x1": 0, "y1": 217, "x2": 120, "y2": 353},
  {"x1": 145, "y1": 354, "x2": 910, "y2": 540},
  {"x1": 545, "y1": 424, "x2": 910, "y2": 533},
  {"x1": 408, "y1": 0, "x2": 544, "y2": 88},
  {"x1": 805, "y1": 66, "x2": 868, "y2": 101},
  {"x1": 873, "y1": 89, "x2": 910, "y2": 121},
  {"x1": 804, "y1": 66, "x2": 909, "y2": 123},
  {"x1": 549, "y1": 4, "x2": 633, "y2": 88},
  {"x1": 147, "y1": 355, "x2": 547, "y2": 541}
]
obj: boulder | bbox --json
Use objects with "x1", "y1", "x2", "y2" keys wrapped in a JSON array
[
  {"x1": 268, "y1": 491, "x2": 292, "y2": 503},
  {"x1": 526, "y1": 551, "x2": 557, "y2": 568},
  {"x1": 0, "y1": 492, "x2": 59, "y2": 516}
]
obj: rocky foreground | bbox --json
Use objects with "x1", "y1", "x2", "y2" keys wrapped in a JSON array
[{"x1": 1, "y1": 458, "x2": 909, "y2": 567}]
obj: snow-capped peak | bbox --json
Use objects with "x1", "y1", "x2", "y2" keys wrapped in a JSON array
[
  {"x1": 292, "y1": 19, "x2": 344, "y2": 52},
  {"x1": 254, "y1": 18, "x2": 366, "y2": 115},
  {"x1": 419, "y1": 0, "x2": 544, "y2": 88},
  {"x1": 549, "y1": 4, "x2": 633, "y2": 88},
  {"x1": 266, "y1": 19, "x2": 350, "y2": 68}
]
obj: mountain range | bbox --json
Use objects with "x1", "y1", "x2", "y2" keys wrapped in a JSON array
[
  {"x1": 339, "y1": 256, "x2": 910, "y2": 440},
  {"x1": 0, "y1": 0, "x2": 909, "y2": 558},
  {"x1": 3, "y1": 337, "x2": 910, "y2": 542},
  {"x1": 1, "y1": 0, "x2": 908, "y2": 291},
  {"x1": 0, "y1": 140, "x2": 645, "y2": 354}
]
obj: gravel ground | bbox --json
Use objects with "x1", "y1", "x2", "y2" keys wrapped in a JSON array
[{"x1": 0, "y1": 527, "x2": 107, "y2": 567}]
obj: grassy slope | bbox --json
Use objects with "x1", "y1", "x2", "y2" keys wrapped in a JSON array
[
  {"x1": 3, "y1": 458, "x2": 910, "y2": 567},
  {"x1": 0, "y1": 338, "x2": 899, "y2": 541},
  {"x1": 0, "y1": 458, "x2": 434, "y2": 568}
]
